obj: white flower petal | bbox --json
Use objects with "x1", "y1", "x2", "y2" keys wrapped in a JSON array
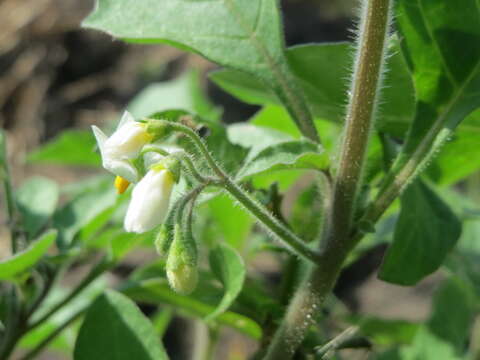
[
  {"x1": 104, "y1": 158, "x2": 138, "y2": 183},
  {"x1": 124, "y1": 169, "x2": 174, "y2": 233},
  {"x1": 104, "y1": 122, "x2": 150, "y2": 159},
  {"x1": 91, "y1": 125, "x2": 107, "y2": 155},
  {"x1": 118, "y1": 111, "x2": 135, "y2": 128}
]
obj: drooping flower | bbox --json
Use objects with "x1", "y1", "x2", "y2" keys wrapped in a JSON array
[
  {"x1": 92, "y1": 111, "x2": 152, "y2": 183},
  {"x1": 124, "y1": 167, "x2": 175, "y2": 233}
]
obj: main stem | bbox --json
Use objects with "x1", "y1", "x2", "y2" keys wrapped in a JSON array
[{"x1": 264, "y1": 0, "x2": 392, "y2": 358}]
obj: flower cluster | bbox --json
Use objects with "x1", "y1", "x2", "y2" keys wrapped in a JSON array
[
  {"x1": 93, "y1": 112, "x2": 200, "y2": 294},
  {"x1": 92, "y1": 112, "x2": 178, "y2": 234}
]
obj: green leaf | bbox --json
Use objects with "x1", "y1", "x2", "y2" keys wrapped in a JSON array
[
  {"x1": 53, "y1": 179, "x2": 118, "y2": 249},
  {"x1": 84, "y1": 0, "x2": 318, "y2": 139},
  {"x1": 84, "y1": 0, "x2": 284, "y2": 79},
  {"x1": 27, "y1": 130, "x2": 100, "y2": 166},
  {"x1": 0, "y1": 230, "x2": 56, "y2": 280},
  {"x1": 427, "y1": 278, "x2": 475, "y2": 352},
  {"x1": 206, "y1": 194, "x2": 253, "y2": 250},
  {"x1": 227, "y1": 123, "x2": 293, "y2": 151},
  {"x1": 379, "y1": 181, "x2": 461, "y2": 285},
  {"x1": 211, "y1": 42, "x2": 415, "y2": 137},
  {"x1": 250, "y1": 105, "x2": 303, "y2": 138},
  {"x1": 74, "y1": 290, "x2": 168, "y2": 360},
  {"x1": 20, "y1": 277, "x2": 108, "y2": 353},
  {"x1": 16, "y1": 177, "x2": 59, "y2": 239},
  {"x1": 236, "y1": 140, "x2": 329, "y2": 181},
  {"x1": 427, "y1": 112, "x2": 480, "y2": 185},
  {"x1": 128, "y1": 70, "x2": 221, "y2": 122},
  {"x1": 206, "y1": 244, "x2": 246, "y2": 321},
  {"x1": 358, "y1": 317, "x2": 419, "y2": 346},
  {"x1": 122, "y1": 278, "x2": 262, "y2": 339},
  {"x1": 289, "y1": 184, "x2": 323, "y2": 242},
  {"x1": 394, "y1": 0, "x2": 480, "y2": 168},
  {"x1": 400, "y1": 277, "x2": 475, "y2": 360}
]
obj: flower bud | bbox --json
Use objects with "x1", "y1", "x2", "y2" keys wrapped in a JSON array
[
  {"x1": 166, "y1": 224, "x2": 198, "y2": 295},
  {"x1": 154, "y1": 223, "x2": 174, "y2": 257},
  {"x1": 145, "y1": 119, "x2": 172, "y2": 141},
  {"x1": 124, "y1": 168, "x2": 175, "y2": 233}
]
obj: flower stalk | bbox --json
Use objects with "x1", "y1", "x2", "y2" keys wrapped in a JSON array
[{"x1": 158, "y1": 121, "x2": 321, "y2": 263}]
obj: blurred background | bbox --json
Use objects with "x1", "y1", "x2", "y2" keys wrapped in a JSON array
[{"x1": 0, "y1": 0, "x2": 459, "y2": 359}]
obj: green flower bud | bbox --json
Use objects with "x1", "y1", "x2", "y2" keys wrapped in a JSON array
[
  {"x1": 154, "y1": 223, "x2": 174, "y2": 257},
  {"x1": 145, "y1": 119, "x2": 172, "y2": 141},
  {"x1": 166, "y1": 224, "x2": 198, "y2": 295}
]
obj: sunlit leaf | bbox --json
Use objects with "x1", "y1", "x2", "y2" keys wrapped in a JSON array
[
  {"x1": 206, "y1": 244, "x2": 246, "y2": 321},
  {"x1": 74, "y1": 290, "x2": 168, "y2": 360},
  {"x1": 0, "y1": 230, "x2": 57, "y2": 280}
]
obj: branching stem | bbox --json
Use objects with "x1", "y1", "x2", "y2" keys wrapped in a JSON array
[
  {"x1": 263, "y1": 0, "x2": 392, "y2": 358},
  {"x1": 163, "y1": 121, "x2": 321, "y2": 263}
]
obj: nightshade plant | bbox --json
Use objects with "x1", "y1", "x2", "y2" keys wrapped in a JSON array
[{"x1": 1, "y1": 0, "x2": 480, "y2": 359}]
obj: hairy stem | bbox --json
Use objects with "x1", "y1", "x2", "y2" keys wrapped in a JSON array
[
  {"x1": 163, "y1": 121, "x2": 320, "y2": 263},
  {"x1": 264, "y1": 0, "x2": 392, "y2": 358}
]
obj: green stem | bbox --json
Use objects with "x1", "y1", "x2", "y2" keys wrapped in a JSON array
[
  {"x1": 0, "y1": 287, "x2": 22, "y2": 360},
  {"x1": 27, "y1": 257, "x2": 112, "y2": 332},
  {"x1": 0, "y1": 131, "x2": 20, "y2": 253},
  {"x1": 222, "y1": 179, "x2": 320, "y2": 263},
  {"x1": 164, "y1": 122, "x2": 320, "y2": 263},
  {"x1": 263, "y1": 0, "x2": 392, "y2": 358},
  {"x1": 359, "y1": 128, "x2": 452, "y2": 230},
  {"x1": 18, "y1": 308, "x2": 86, "y2": 360},
  {"x1": 315, "y1": 326, "x2": 362, "y2": 358}
]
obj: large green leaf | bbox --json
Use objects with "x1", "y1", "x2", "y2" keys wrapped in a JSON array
[
  {"x1": 394, "y1": 0, "x2": 480, "y2": 168},
  {"x1": 0, "y1": 230, "x2": 56, "y2": 280},
  {"x1": 236, "y1": 140, "x2": 328, "y2": 181},
  {"x1": 122, "y1": 278, "x2": 261, "y2": 339},
  {"x1": 84, "y1": 0, "x2": 320, "y2": 138},
  {"x1": 206, "y1": 194, "x2": 253, "y2": 250},
  {"x1": 206, "y1": 244, "x2": 246, "y2": 321},
  {"x1": 211, "y1": 42, "x2": 415, "y2": 137},
  {"x1": 74, "y1": 290, "x2": 168, "y2": 360},
  {"x1": 27, "y1": 130, "x2": 100, "y2": 167},
  {"x1": 84, "y1": 0, "x2": 284, "y2": 78},
  {"x1": 16, "y1": 177, "x2": 59, "y2": 239},
  {"x1": 379, "y1": 181, "x2": 461, "y2": 285},
  {"x1": 427, "y1": 112, "x2": 480, "y2": 185},
  {"x1": 127, "y1": 70, "x2": 221, "y2": 122}
]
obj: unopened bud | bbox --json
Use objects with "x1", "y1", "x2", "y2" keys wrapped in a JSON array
[
  {"x1": 154, "y1": 223, "x2": 174, "y2": 257},
  {"x1": 166, "y1": 224, "x2": 198, "y2": 295},
  {"x1": 145, "y1": 119, "x2": 172, "y2": 141}
]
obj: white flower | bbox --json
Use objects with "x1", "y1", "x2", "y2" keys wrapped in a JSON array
[
  {"x1": 92, "y1": 112, "x2": 152, "y2": 183},
  {"x1": 124, "y1": 168, "x2": 175, "y2": 233}
]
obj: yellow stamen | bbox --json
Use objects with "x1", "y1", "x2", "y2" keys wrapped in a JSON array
[{"x1": 114, "y1": 176, "x2": 130, "y2": 194}]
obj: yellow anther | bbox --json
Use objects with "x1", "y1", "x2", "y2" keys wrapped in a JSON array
[{"x1": 114, "y1": 176, "x2": 130, "y2": 194}]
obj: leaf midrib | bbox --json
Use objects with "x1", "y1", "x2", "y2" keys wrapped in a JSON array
[
  {"x1": 222, "y1": 0, "x2": 310, "y2": 132},
  {"x1": 416, "y1": 0, "x2": 459, "y2": 88}
]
